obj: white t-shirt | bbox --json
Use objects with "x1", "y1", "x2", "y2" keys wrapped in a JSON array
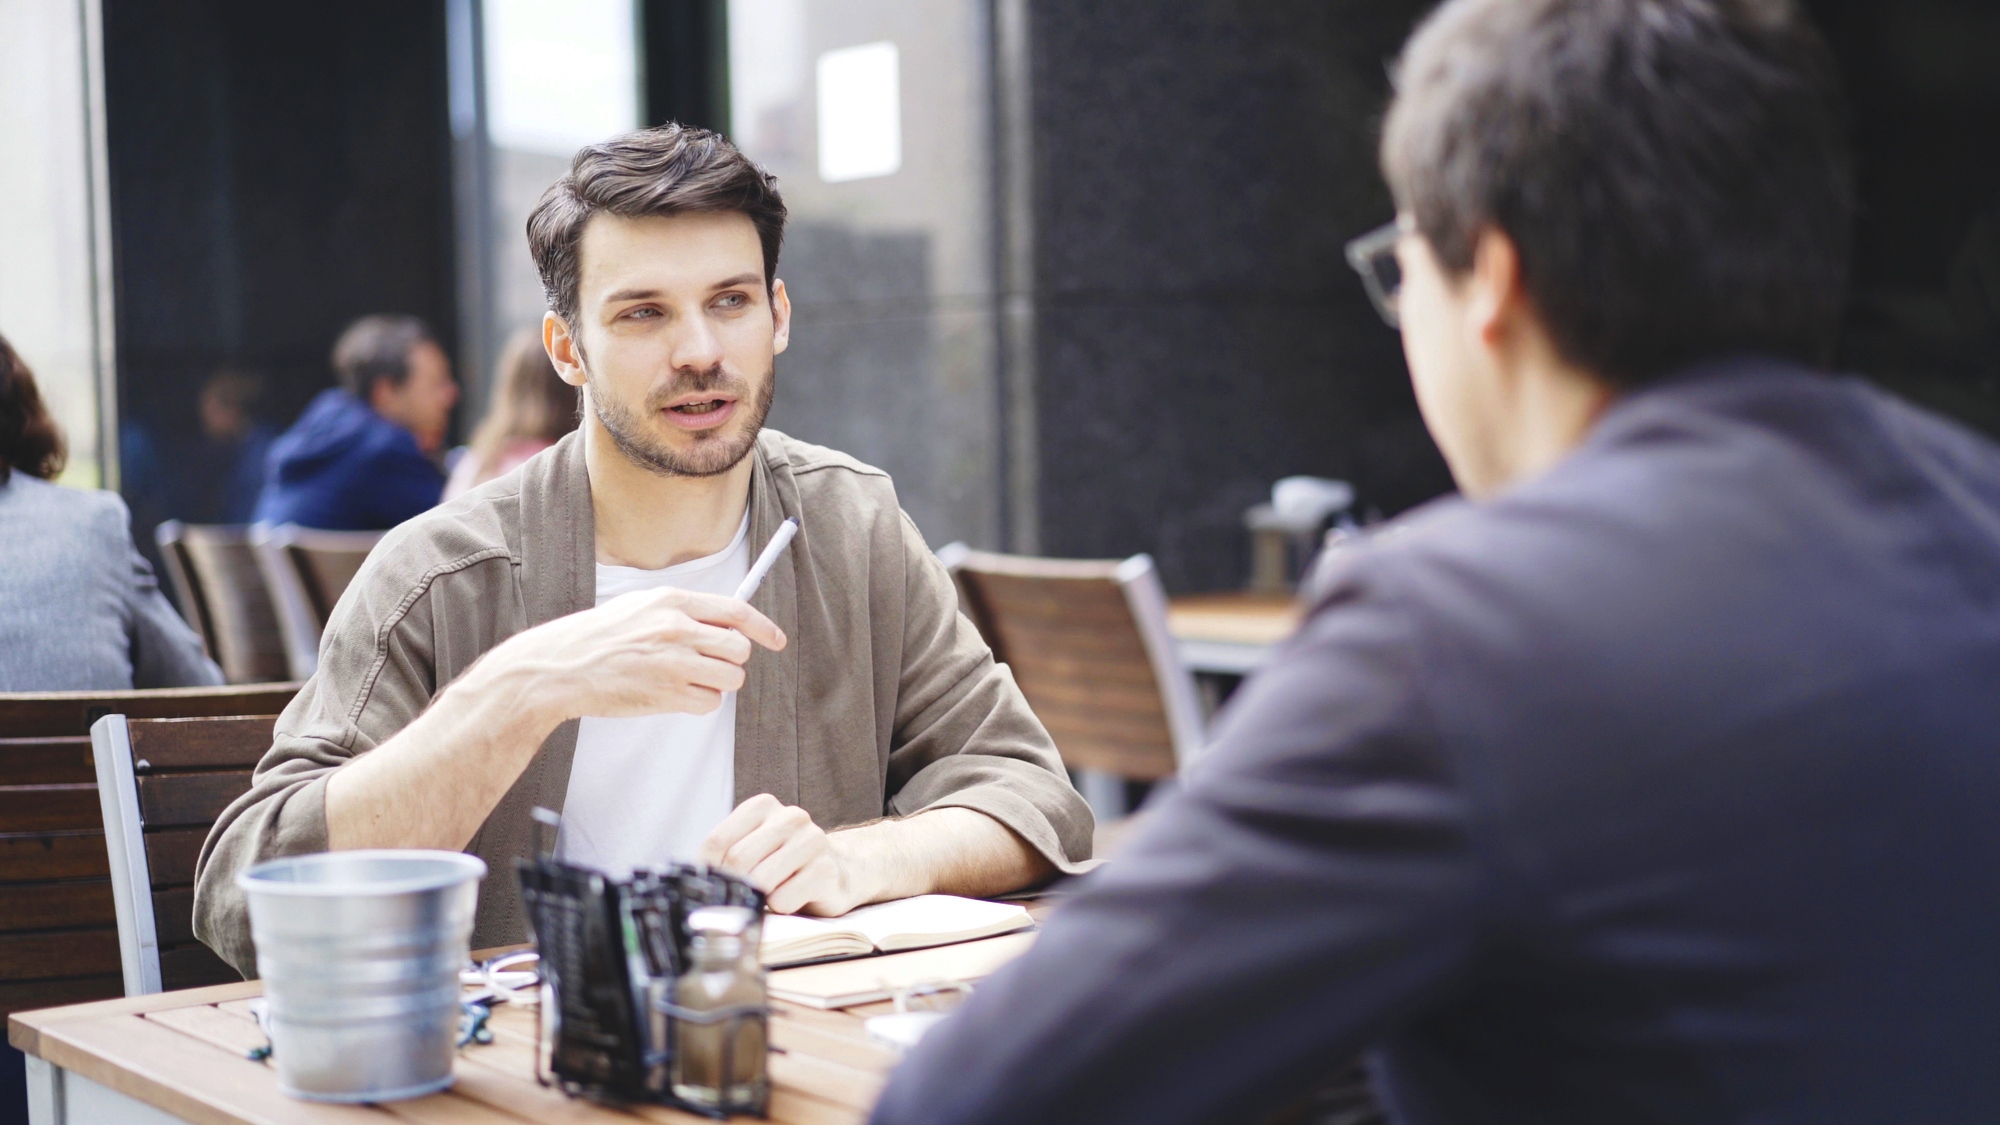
[{"x1": 556, "y1": 512, "x2": 751, "y2": 877}]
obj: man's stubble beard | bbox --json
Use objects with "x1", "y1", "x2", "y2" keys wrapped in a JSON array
[{"x1": 585, "y1": 349, "x2": 776, "y2": 479}]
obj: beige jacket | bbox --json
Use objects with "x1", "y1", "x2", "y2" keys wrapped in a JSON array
[{"x1": 194, "y1": 430, "x2": 1091, "y2": 974}]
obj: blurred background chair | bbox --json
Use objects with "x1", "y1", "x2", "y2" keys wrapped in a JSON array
[
  {"x1": 250, "y1": 524, "x2": 383, "y2": 680},
  {"x1": 0, "y1": 685, "x2": 295, "y2": 1024},
  {"x1": 90, "y1": 713, "x2": 277, "y2": 994},
  {"x1": 154, "y1": 523, "x2": 290, "y2": 685},
  {"x1": 939, "y1": 545, "x2": 1204, "y2": 822}
]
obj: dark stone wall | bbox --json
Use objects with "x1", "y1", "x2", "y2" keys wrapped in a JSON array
[
  {"x1": 104, "y1": 0, "x2": 457, "y2": 545},
  {"x1": 1801, "y1": 0, "x2": 2000, "y2": 435},
  {"x1": 1027, "y1": 0, "x2": 1449, "y2": 593}
]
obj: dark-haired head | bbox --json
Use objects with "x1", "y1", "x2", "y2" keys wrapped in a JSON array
[
  {"x1": 527, "y1": 123, "x2": 788, "y2": 330},
  {"x1": 332, "y1": 315, "x2": 438, "y2": 401},
  {"x1": 1381, "y1": 0, "x2": 1856, "y2": 386},
  {"x1": 0, "y1": 334, "x2": 67, "y2": 485}
]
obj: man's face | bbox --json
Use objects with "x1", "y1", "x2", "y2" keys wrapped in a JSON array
[
  {"x1": 1395, "y1": 225, "x2": 1505, "y2": 496},
  {"x1": 371, "y1": 341, "x2": 459, "y2": 454},
  {"x1": 198, "y1": 385, "x2": 246, "y2": 443},
  {"x1": 551, "y1": 211, "x2": 789, "y2": 478}
]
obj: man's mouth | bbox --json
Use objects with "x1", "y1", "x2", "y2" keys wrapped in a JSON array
[
  {"x1": 669, "y1": 398, "x2": 731, "y2": 417},
  {"x1": 659, "y1": 392, "x2": 740, "y2": 431}
]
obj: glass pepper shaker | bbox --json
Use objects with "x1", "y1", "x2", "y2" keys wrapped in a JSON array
[{"x1": 671, "y1": 905, "x2": 768, "y2": 1111}]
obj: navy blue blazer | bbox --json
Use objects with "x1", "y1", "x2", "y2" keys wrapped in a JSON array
[{"x1": 870, "y1": 359, "x2": 2000, "y2": 1124}]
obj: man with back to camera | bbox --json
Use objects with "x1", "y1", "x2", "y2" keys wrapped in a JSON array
[
  {"x1": 254, "y1": 314, "x2": 458, "y2": 530},
  {"x1": 870, "y1": 1, "x2": 2000, "y2": 1122},
  {"x1": 195, "y1": 126, "x2": 1091, "y2": 971}
]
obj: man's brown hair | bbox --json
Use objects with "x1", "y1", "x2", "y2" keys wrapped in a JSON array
[
  {"x1": 0, "y1": 333, "x2": 66, "y2": 484},
  {"x1": 527, "y1": 124, "x2": 788, "y2": 327}
]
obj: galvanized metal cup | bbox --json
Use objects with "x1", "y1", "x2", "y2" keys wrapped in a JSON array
[{"x1": 237, "y1": 849, "x2": 486, "y2": 1103}]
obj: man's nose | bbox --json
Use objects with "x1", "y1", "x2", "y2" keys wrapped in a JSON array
[{"x1": 669, "y1": 313, "x2": 726, "y2": 372}]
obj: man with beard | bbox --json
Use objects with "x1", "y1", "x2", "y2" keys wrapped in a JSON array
[{"x1": 194, "y1": 126, "x2": 1091, "y2": 968}]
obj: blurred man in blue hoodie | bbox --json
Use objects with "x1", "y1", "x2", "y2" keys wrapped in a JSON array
[{"x1": 255, "y1": 315, "x2": 458, "y2": 530}]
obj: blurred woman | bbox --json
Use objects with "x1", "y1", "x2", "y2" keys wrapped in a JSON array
[
  {"x1": 0, "y1": 333, "x2": 221, "y2": 690},
  {"x1": 442, "y1": 329, "x2": 579, "y2": 500}
]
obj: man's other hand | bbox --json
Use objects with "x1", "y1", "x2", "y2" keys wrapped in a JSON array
[{"x1": 699, "y1": 794, "x2": 865, "y2": 915}]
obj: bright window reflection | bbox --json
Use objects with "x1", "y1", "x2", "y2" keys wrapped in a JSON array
[
  {"x1": 816, "y1": 41, "x2": 901, "y2": 183},
  {"x1": 728, "y1": 0, "x2": 807, "y2": 164},
  {"x1": 485, "y1": 0, "x2": 638, "y2": 156}
]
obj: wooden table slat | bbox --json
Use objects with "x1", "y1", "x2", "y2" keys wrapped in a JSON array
[
  {"x1": 765, "y1": 1049, "x2": 884, "y2": 1111},
  {"x1": 377, "y1": 1090, "x2": 548, "y2": 1125},
  {"x1": 767, "y1": 1010, "x2": 899, "y2": 1074},
  {"x1": 8, "y1": 979, "x2": 262, "y2": 1055},
  {"x1": 450, "y1": 1046, "x2": 659, "y2": 1122},
  {"x1": 34, "y1": 1004, "x2": 392, "y2": 1123},
  {"x1": 143, "y1": 1005, "x2": 270, "y2": 1057}
]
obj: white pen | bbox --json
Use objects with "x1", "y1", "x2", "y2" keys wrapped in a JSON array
[{"x1": 732, "y1": 517, "x2": 800, "y2": 601}]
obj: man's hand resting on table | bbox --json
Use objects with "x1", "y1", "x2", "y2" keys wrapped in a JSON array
[
  {"x1": 699, "y1": 794, "x2": 1059, "y2": 916},
  {"x1": 326, "y1": 587, "x2": 786, "y2": 853}
]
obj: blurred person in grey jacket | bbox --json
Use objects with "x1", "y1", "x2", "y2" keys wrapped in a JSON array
[{"x1": 0, "y1": 333, "x2": 222, "y2": 691}]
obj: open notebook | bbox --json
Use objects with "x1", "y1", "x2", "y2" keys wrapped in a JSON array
[
  {"x1": 759, "y1": 894, "x2": 1035, "y2": 968},
  {"x1": 767, "y1": 931, "x2": 1037, "y2": 1009}
]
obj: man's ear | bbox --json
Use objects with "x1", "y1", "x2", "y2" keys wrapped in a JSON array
[
  {"x1": 544, "y1": 311, "x2": 589, "y2": 388},
  {"x1": 1467, "y1": 226, "x2": 1527, "y2": 351},
  {"x1": 770, "y1": 278, "x2": 792, "y2": 356}
]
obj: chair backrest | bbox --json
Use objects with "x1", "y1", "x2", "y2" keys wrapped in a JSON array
[
  {"x1": 0, "y1": 684, "x2": 296, "y2": 1019},
  {"x1": 91, "y1": 714, "x2": 276, "y2": 994},
  {"x1": 156, "y1": 523, "x2": 290, "y2": 684},
  {"x1": 154, "y1": 522, "x2": 217, "y2": 661},
  {"x1": 939, "y1": 545, "x2": 1205, "y2": 783},
  {"x1": 250, "y1": 523, "x2": 383, "y2": 680},
  {"x1": 0, "y1": 683, "x2": 301, "y2": 739}
]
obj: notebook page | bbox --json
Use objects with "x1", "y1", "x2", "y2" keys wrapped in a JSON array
[{"x1": 836, "y1": 895, "x2": 1032, "y2": 948}]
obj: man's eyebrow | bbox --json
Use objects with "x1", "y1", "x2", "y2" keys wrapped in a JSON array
[
  {"x1": 603, "y1": 287, "x2": 662, "y2": 303},
  {"x1": 601, "y1": 275, "x2": 763, "y2": 304}
]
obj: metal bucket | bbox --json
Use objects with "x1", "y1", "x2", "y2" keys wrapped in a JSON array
[{"x1": 238, "y1": 849, "x2": 486, "y2": 1102}]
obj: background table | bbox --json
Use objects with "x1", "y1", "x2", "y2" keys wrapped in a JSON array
[
  {"x1": 1166, "y1": 592, "x2": 1300, "y2": 676},
  {"x1": 8, "y1": 929, "x2": 1045, "y2": 1125}
]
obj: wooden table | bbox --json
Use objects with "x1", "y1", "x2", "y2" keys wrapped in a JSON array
[
  {"x1": 8, "y1": 935, "x2": 1027, "y2": 1125},
  {"x1": 1166, "y1": 592, "x2": 1300, "y2": 676}
]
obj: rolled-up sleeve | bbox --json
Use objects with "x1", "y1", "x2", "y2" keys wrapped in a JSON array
[
  {"x1": 882, "y1": 513, "x2": 1094, "y2": 874},
  {"x1": 192, "y1": 564, "x2": 442, "y2": 975}
]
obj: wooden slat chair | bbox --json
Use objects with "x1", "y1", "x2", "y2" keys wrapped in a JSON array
[
  {"x1": 154, "y1": 522, "x2": 291, "y2": 684},
  {"x1": 249, "y1": 523, "x2": 383, "y2": 680},
  {"x1": 0, "y1": 686, "x2": 296, "y2": 1023},
  {"x1": 90, "y1": 714, "x2": 275, "y2": 995},
  {"x1": 938, "y1": 545, "x2": 1205, "y2": 819},
  {"x1": 154, "y1": 524, "x2": 217, "y2": 664}
]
